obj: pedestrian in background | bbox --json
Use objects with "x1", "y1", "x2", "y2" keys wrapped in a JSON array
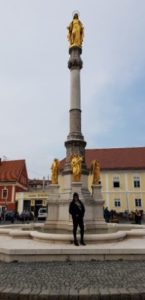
[{"x1": 104, "y1": 207, "x2": 110, "y2": 223}]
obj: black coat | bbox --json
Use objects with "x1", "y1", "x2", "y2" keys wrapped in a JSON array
[{"x1": 69, "y1": 199, "x2": 85, "y2": 219}]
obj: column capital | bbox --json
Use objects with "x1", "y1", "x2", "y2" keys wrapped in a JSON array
[{"x1": 68, "y1": 46, "x2": 83, "y2": 70}]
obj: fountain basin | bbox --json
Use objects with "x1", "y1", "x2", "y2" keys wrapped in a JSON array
[
  {"x1": 0, "y1": 223, "x2": 145, "y2": 262},
  {"x1": 0, "y1": 223, "x2": 145, "y2": 244}
]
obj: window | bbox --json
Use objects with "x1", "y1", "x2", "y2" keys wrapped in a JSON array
[
  {"x1": 133, "y1": 176, "x2": 140, "y2": 188},
  {"x1": 2, "y1": 188, "x2": 8, "y2": 199},
  {"x1": 135, "y1": 198, "x2": 142, "y2": 207},
  {"x1": 113, "y1": 176, "x2": 120, "y2": 188},
  {"x1": 114, "y1": 199, "x2": 121, "y2": 207}
]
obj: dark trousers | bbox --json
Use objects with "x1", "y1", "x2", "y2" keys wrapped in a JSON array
[{"x1": 72, "y1": 217, "x2": 84, "y2": 242}]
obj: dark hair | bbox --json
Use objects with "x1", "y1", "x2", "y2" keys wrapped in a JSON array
[{"x1": 73, "y1": 192, "x2": 79, "y2": 199}]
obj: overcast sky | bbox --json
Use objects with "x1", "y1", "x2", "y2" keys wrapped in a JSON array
[{"x1": 0, "y1": 0, "x2": 145, "y2": 179}]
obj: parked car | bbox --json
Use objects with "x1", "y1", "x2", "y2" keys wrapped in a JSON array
[
  {"x1": 4, "y1": 210, "x2": 16, "y2": 223},
  {"x1": 38, "y1": 207, "x2": 47, "y2": 221},
  {"x1": 19, "y1": 211, "x2": 34, "y2": 222}
]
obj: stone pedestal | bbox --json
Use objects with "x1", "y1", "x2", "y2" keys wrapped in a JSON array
[
  {"x1": 89, "y1": 184, "x2": 106, "y2": 227},
  {"x1": 92, "y1": 184, "x2": 103, "y2": 201},
  {"x1": 45, "y1": 184, "x2": 72, "y2": 230},
  {"x1": 45, "y1": 182, "x2": 106, "y2": 231},
  {"x1": 71, "y1": 181, "x2": 82, "y2": 196}
]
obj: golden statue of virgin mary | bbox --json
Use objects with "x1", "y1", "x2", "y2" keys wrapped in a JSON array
[{"x1": 67, "y1": 12, "x2": 84, "y2": 48}]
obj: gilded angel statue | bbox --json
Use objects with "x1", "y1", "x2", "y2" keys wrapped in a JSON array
[
  {"x1": 51, "y1": 158, "x2": 60, "y2": 184},
  {"x1": 70, "y1": 154, "x2": 83, "y2": 182},
  {"x1": 90, "y1": 160, "x2": 101, "y2": 185}
]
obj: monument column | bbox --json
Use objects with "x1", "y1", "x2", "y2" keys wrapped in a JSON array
[
  {"x1": 68, "y1": 47, "x2": 83, "y2": 141},
  {"x1": 63, "y1": 13, "x2": 88, "y2": 185},
  {"x1": 45, "y1": 13, "x2": 106, "y2": 230}
]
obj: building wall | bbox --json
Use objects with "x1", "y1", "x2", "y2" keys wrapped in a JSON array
[
  {"x1": 88, "y1": 169, "x2": 145, "y2": 213},
  {"x1": 16, "y1": 190, "x2": 49, "y2": 214},
  {"x1": 0, "y1": 184, "x2": 15, "y2": 209},
  {"x1": 16, "y1": 169, "x2": 145, "y2": 214}
]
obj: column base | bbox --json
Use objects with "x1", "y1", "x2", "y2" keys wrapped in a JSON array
[{"x1": 45, "y1": 182, "x2": 106, "y2": 230}]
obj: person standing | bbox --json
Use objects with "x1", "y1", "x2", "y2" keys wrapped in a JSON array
[
  {"x1": 69, "y1": 192, "x2": 86, "y2": 246},
  {"x1": 135, "y1": 209, "x2": 142, "y2": 224},
  {"x1": 104, "y1": 207, "x2": 111, "y2": 223}
]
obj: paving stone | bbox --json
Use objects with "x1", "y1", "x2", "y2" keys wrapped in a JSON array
[
  {"x1": 88, "y1": 287, "x2": 100, "y2": 300},
  {"x1": 42, "y1": 289, "x2": 62, "y2": 300},
  {"x1": 19, "y1": 288, "x2": 32, "y2": 300},
  {"x1": 4, "y1": 288, "x2": 23, "y2": 300},
  {"x1": 69, "y1": 288, "x2": 79, "y2": 299},
  {"x1": 138, "y1": 288, "x2": 145, "y2": 299},
  {"x1": 127, "y1": 287, "x2": 141, "y2": 300},
  {"x1": 118, "y1": 288, "x2": 131, "y2": 300},
  {"x1": 0, "y1": 287, "x2": 16, "y2": 300},
  {"x1": 39, "y1": 289, "x2": 52, "y2": 300},
  {"x1": 108, "y1": 288, "x2": 121, "y2": 300},
  {"x1": 0, "y1": 287, "x2": 8, "y2": 292},
  {"x1": 79, "y1": 287, "x2": 90, "y2": 300},
  {"x1": 99, "y1": 288, "x2": 111, "y2": 300},
  {"x1": 29, "y1": 288, "x2": 42, "y2": 300},
  {"x1": 1, "y1": 261, "x2": 145, "y2": 299},
  {"x1": 59, "y1": 289, "x2": 69, "y2": 300}
]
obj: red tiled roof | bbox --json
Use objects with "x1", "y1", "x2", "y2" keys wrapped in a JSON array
[
  {"x1": 60, "y1": 147, "x2": 145, "y2": 170},
  {"x1": 86, "y1": 147, "x2": 145, "y2": 170},
  {"x1": 0, "y1": 160, "x2": 26, "y2": 182}
]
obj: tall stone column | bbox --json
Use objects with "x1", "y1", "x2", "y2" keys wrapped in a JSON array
[
  {"x1": 63, "y1": 47, "x2": 88, "y2": 182},
  {"x1": 45, "y1": 13, "x2": 106, "y2": 230},
  {"x1": 67, "y1": 47, "x2": 83, "y2": 141}
]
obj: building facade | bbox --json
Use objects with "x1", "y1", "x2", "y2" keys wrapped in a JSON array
[
  {"x1": 3, "y1": 147, "x2": 145, "y2": 215},
  {"x1": 0, "y1": 159, "x2": 28, "y2": 211},
  {"x1": 94, "y1": 170, "x2": 145, "y2": 213},
  {"x1": 16, "y1": 179, "x2": 50, "y2": 215},
  {"x1": 86, "y1": 147, "x2": 145, "y2": 213}
]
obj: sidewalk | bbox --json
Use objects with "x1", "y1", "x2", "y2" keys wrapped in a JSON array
[{"x1": 0, "y1": 260, "x2": 145, "y2": 299}]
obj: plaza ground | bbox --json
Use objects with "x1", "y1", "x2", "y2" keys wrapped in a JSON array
[
  {"x1": 1, "y1": 222, "x2": 145, "y2": 298},
  {"x1": 0, "y1": 260, "x2": 145, "y2": 299}
]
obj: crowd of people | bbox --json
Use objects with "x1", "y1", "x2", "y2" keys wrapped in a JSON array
[{"x1": 103, "y1": 207, "x2": 144, "y2": 224}]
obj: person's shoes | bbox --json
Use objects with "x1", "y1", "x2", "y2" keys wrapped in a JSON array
[
  {"x1": 80, "y1": 240, "x2": 86, "y2": 246},
  {"x1": 74, "y1": 240, "x2": 79, "y2": 246}
]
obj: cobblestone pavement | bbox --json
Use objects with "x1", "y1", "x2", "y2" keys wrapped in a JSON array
[{"x1": 0, "y1": 261, "x2": 145, "y2": 299}]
